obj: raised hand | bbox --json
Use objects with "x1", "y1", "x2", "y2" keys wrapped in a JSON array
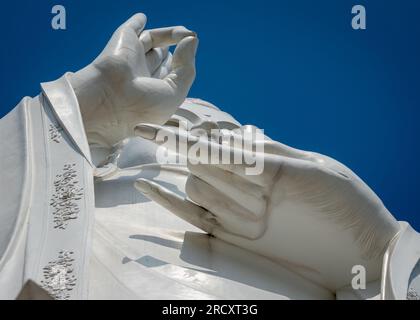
[{"x1": 69, "y1": 13, "x2": 198, "y2": 150}]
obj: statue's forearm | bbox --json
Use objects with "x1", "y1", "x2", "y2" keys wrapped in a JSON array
[{"x1": 67, "y1": 65, "x2": 105, "y2": 121}]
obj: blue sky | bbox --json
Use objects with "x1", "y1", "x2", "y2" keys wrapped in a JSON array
[{"x1": 0, "y1": 0, "x2": 419, "y2": 229}]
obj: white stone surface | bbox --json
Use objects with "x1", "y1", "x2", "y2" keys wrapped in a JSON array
[{"x1": 0, "y1": 12, "x2": 419, "y2": 300}]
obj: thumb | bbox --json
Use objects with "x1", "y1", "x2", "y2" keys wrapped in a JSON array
[
  {"x1": 122, "y1": 13, "x2": 147, "y2": 36},
  {"x1": 165, "y1": 36, "x2": 199, "y2": 94}
]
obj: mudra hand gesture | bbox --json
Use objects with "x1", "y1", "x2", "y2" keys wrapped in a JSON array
[
  {"x1": 134, "y1": 122, "x2": 400, "y2": 289},
  {"x1": 69, "y1": 13, "x2": 198, "y2": 152}
]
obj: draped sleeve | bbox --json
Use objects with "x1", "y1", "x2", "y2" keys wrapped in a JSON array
[{"x1": 0, "y1": 74, "x2": 94, "y2": 299}]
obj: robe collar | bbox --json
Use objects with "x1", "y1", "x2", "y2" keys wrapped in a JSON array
[{"x1": 41, "y1": 73, "x2": 93, "y2": 167}]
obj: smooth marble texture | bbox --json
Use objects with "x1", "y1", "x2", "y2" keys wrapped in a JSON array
[{"x1": 0, "y1": 12, "x2": 419, "y2": 300}]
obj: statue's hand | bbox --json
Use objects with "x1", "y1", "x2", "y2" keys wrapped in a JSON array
[
  {"x1": 69, "y1": 13, "x2": 198, "y2": 149},
  {"x1": 134, "y1": 122, "x2": 400, "y2": 288}
]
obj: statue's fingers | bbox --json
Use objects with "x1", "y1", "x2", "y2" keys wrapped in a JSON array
[
  {"x1": 152, "y1": 53, "x2": 172, "y2": 79},
  {"x1": 122, "y1": 13, "x2": 147, "y2": 36},
  {"x1": 152, "y1": 65, "x2": 170, "y2": 80},
  {"x1": 135, "y1": 178, "x2": 218, "y2": 233},
  {"x1": 135, "y1": 123, "x2": 284, "y2": 187},
  {"x1": 183, "y1": 137, "x2": 287, "y2": 188},
  {"x1": 220, "y1": 127, "x2": 309, "y2": 159},
  {"x1": 164, "y1": 36, "x2": 198, "y2": 97},
  {"x1": 186, "y1": 175, "x2": 266, "y2": 239},
  {"x1": 134, "y1": 123, "x2": 242, "y2": 167},
  {"x1": 134, "y1": 123, "x2": 199, "y2": 151},
  {"x1": 187, "y1": 163, "x2": 267, "y2": 218},
  {"x1": 140, "y1": 26, "x2": 196, "y2": 52},
  {"x1": 146, "y1": 47, "x2": 169, "y2": 75},
  {"x1": 209, "y1": 152, "x2": 286, "y2": 187},
  {"x1": 236, "y1": 125, "x2": 318, "y2": 162},
  {"x1": 255, "y1": 140, "x2": 315, "y2": 161}
]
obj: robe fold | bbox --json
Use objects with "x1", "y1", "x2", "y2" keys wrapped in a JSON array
[
  {"x1": 0, "y1": 74, "x2": 94, "y2": 299},
  {"x1": 0, "y1": 76, "x2": 418, "y2": 300}
]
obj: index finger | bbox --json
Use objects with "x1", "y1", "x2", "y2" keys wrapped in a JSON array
[
  {"x1": 140, "y1": 26, "x2": 196, "y2": 52},
  {"x1": 122, "y1": 13, "x2": 147, "y2": 36},
  {"x1": 134, "y1": 123, "x2": 285, "y2": 186}
]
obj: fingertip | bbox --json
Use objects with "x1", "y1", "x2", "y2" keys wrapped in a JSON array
[
  {"x1": 135, "y1": 12, "x2": 147, "y2": 22},
  {"x1": 182, "y1": 35, "x2": 199, "y2": 47},
  {"x1": 172, "y1": 26, "x2": 197, "y2": 41},
  {"x1": 169, "y1": 36, "x2": 199, "y2": 81},
  {"x1": 124, "y1": 12, "x2": 147, "y2": 34},
  {"x1": 133, "y1": 12, "x2": 147, "y2": 24}
]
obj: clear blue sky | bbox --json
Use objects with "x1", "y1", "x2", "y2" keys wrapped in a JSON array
[{"x1": 1, "y1": 0, "x2": 419, "y2": 229}]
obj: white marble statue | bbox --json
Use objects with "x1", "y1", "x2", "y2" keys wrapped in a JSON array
[{"x1": 0, "y1": 13, "x2": 419, "y2": 300}]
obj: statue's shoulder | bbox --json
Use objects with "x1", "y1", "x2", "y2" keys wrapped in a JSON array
[
  {"x1": 0, "y1": 97, "x2": 36, "y2": 298},
  {"x1": 0, "y1": 97, "x2": 34, "y2": 260},
  {"x1": 0, "y1": 91, "x2": 95, "y2": 299}
]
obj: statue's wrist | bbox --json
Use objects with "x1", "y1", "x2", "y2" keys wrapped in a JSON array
[{"x1": 68, "y1": 64, "x2": 105, "y2": 116}]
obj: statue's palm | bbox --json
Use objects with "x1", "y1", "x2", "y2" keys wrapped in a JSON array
[{"x1": 71, "y1": 13, "x2": 198, "y2": 148}]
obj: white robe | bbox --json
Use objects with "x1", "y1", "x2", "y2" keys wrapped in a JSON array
[
  {"x1": 0, "y1": 74, "x2": 94, "y2": 299},
  {"x1": 0, "y1": 75, "x2": 419, "y2": 300}
]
